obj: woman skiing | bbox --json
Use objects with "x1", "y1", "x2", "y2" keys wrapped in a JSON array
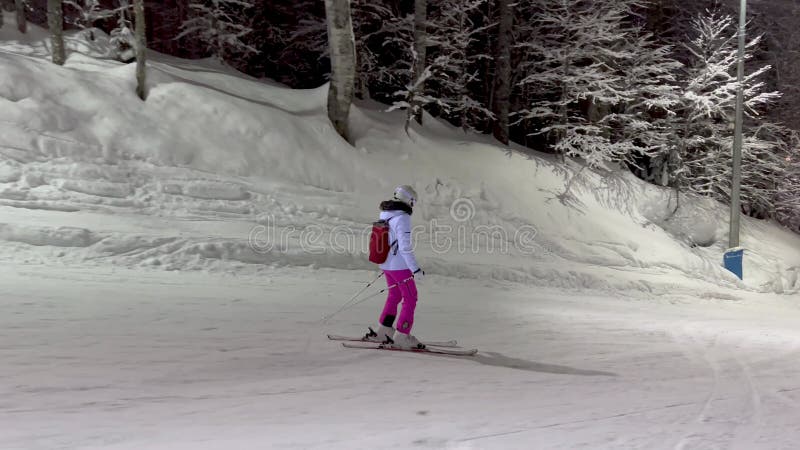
[{"x1": 365, "y1": 185, "x2": 425, "y2": 349}]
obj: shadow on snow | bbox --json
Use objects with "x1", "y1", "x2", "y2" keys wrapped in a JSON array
[{"x1": 470, "y1": 351, "x2": 616, "y2": 376}]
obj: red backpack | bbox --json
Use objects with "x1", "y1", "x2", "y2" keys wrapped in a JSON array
[{"x1": 368, "y1": 216, "x2": 398, "y2": 264}]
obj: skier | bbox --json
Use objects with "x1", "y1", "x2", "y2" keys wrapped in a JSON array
[{"x1": 365, "y1": 185, "x2": 425, "y2": 349}]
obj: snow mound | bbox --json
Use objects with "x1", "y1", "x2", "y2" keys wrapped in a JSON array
[
  {"x1": 178, "y1": 181, "x2": 250, "y2": 201},
  {"x1": 0, "y1": 224, "x2": 98, "y2": 247}
]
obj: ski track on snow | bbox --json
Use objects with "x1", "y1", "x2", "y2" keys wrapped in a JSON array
[{"x1": 669, "y1": 324, "x2": 767, "y2": 450}]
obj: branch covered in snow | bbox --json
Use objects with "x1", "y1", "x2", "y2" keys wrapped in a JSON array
[{"x1": 179, "y1": 0, "x2": 258, "y2": 62}]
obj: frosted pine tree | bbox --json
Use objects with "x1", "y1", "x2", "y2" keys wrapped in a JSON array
[
  {"x1": 179, "y1": 0, "x2": 257, "y2": 62},
  {"x1": 671, "y1": 12, "x2": 783, "y2": 214},
  {"x1": 516, "y1": 0, "x2": 642, "y2": 167}
]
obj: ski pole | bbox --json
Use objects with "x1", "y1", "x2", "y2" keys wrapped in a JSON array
[
  {"x1": 321, "y1": 272, "x2": 384, "y2": 324},
  {"x1": 346, "y1": 276, "x2": 414, "y2": 310}
]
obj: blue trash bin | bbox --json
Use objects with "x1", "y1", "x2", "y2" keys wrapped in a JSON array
[{"x1": 724, "y1": 248, "x2": 744, "y2": 280}]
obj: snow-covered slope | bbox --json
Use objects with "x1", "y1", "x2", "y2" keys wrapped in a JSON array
[{"x1": 1, "y1": 19, "x2": 799, "y2": 297}]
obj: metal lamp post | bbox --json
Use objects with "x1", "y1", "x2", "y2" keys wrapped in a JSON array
[{"x1": 725, "y1": 0, "x2": 747, "y2": 279}]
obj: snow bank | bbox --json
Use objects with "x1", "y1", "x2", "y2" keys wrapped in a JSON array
[
  {"x1": 1, "y1": 22, "x2": 799, "y2": 296},
  {"x1": 0, "y1": 223, "x2": 98, "y2": 247}
]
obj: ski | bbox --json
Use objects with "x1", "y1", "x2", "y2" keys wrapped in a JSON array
[
  {"x1": 342, "y1": 342, "x2": 478, "y2": 357},
  {"x1": 327, "y1": 334, "x2": 459, "y2": 348}
]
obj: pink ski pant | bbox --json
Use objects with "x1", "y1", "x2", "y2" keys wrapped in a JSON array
[{"x1": 379, "y1": 269, "x2": 418, "y2": 334}]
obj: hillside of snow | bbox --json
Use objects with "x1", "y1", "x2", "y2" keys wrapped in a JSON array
[{"x1": 1, "y1": 19, "x2": 799, "y2": 296}]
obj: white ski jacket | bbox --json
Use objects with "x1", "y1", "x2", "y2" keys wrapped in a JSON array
[{"x1": 378, "y1": 210, "x2": 420, "y2": 273}]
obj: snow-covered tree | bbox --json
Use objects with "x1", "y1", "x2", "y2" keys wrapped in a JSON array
[
  {"x1": 277, "y1": 0, "x2": 409, "y2": 95},
  {"x1": 109, "y1": 2, "x2": 136, "y2": 62},
  {"x1": 351, "y1": 0, "x2": 412, "y2": 100},
  {"x1": 669, "y1": 12, "x2": 782, "y2": 214},
  {"x1": 390, "y1": 0, "x2": 494, "y2": 132},
  {"x1": 639, "y1": 0, "x2": 705, "y2": 48},
  {"x1": 737, "y1": 124, "x2": 794, "y2": 218},
  {"x1": 516, "y1": 0, "x2": 643, "y2": 167},
  {"x1": 133, "y1": 0, "x2": 146, "y2": 100},
  {"x1": 47, "y1": 0, "x2": 66, "y2": 65},
  {"x1": 324, "y1": 0, "x2": 356, "y2": 142},
  {"x1": 281, "y1": 0, "x2": 413, "y2": 102},
  {"x1": 492, "y1": 0, "x2": 513, "y2": 144},
  {"x1": 614, "y1": 32, "x2": 683, "y2": 186},
  {"x1": 424, "y1": 0, "x2": 494, "y2": 132},
  {"x1": 179, "y1": 0, "x2": 257, "y2": 62},
  {"x1": 64, "y1": 0, "x2": 113, "y2": 30}
]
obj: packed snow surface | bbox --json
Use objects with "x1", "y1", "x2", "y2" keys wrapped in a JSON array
[
  {"x1": 1, "y1": 16, "x2": 800, "y2": 449},
  {"x1": 4, "y1": 265, "x2": 800, "y2": 449}
]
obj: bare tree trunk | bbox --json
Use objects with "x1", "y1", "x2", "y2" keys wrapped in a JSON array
[
  {"x1": 0, "y1": 0, "x2": 9, "y2": 29},
  {"x1": 15, "y1": 0, "x2": 26, "y2": 33},
  {"x1": 176, "y1": 0, "x2": 187, "y2": 55},
  {"x1": 47, "y1": 0, "x2": 65, "y2": 65},
  {"x1": 134, "y1": 0, "x2": 147, "y2": 100},
  {"x1": 324, "y1": 0, "x2": 356, "y2": 143},
  {"x1": 409, "y1": 0, "x2": 427, "y2": 125},
  {"x1": 355, "y1": 72, "x2": 369, "y2": 100},
  {"x1": 491, "y1": 0, "x2": 512, "y2": 145}
]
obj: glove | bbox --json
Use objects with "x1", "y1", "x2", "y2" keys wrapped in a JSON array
[{"x1": 413, "y1": 268, "x2": 425, "y2": 284}]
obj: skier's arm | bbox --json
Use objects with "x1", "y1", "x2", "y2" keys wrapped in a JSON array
[{"x1": 395, "y1": 214, "x2": 420, "y2": 273}]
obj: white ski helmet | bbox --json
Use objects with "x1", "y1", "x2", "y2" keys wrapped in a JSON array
[{"x1": 393, "y1": 185, "x2": 418, "y2": 207}]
